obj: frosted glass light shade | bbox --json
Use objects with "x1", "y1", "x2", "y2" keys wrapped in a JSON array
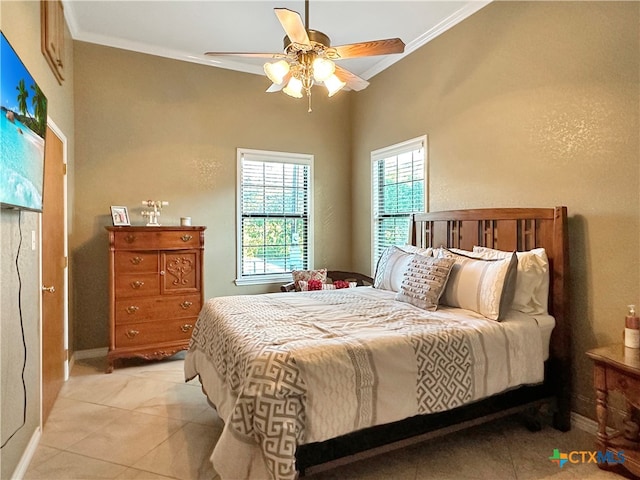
[
  {"x1": 324, "y1": 74, "x2": 346, "y2": 97},
  {"x1": 283, "y1": 77, "x2": 303, "y2": 98},
  {"x1": 312, "y1": 57, "x2": 335, "y2": 82},
  {"x1": 264, "y1": 60, "x2": 290, "y2": 85}
]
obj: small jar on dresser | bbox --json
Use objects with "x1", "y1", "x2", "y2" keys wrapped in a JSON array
[{"x1": 105, "y1": 226, "x2": 206, "y2": 373}]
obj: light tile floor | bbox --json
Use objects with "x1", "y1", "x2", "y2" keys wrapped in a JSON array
[{"x1": 25, "y1": 354, "x2": 625, "y2": 480}]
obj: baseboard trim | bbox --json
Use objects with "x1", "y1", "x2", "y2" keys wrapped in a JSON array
[
  {"x1": 72, "y1": 347, "x2": 108, "y2": 360},
  {"x1": 571, "y1": 411, "x2": 617, "y2": 436},
  {"x1": 10, "y1": 427, "x2": 41, "y2": 480},
  {"x1": 571, "y1": 412, "x2": 597, "y2": 433}
]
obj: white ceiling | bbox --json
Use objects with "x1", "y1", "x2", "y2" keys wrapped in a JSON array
[{"x1": 63, "y1": 1, "x2": 490, "y2": 81}]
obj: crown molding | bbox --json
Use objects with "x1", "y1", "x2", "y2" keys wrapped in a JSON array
[{"x1": 361, "y1": 0, "x2": 491, "y2": 80}]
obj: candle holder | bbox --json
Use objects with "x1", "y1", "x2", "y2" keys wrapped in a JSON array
[{"x1": 141, "y1": 200, "x2": 168, "y2": 226}]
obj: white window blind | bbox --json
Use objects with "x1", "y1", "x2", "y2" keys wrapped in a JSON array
[
  {"x1": 371, "y1": 136, "x2": 427, "y2": 271},
  {"x1": 236, "y1": 148, "x2": 313, "y2": 285}
]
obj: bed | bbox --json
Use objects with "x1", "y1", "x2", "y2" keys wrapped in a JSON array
[{"x1": 185, "y1": 206, "x2": 570, "y2": 480}]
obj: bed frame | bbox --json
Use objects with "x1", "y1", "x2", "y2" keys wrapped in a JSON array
[{"x1": 296, "y1": 206, "x2": 570, "y2": 475}]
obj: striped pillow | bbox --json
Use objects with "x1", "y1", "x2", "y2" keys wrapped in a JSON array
[
  {"x1": 472, "y1": 246, "x2": 549, "y2": 315},
  {"x1": 395, "y1": 255, "x2": 455, "y2": 311},
  {"x1": 438, "y1": 248, "x2": 518, "y2": 321}
]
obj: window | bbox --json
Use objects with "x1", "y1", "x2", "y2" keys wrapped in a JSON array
[
  {"x1": 236, "y1": 148, "x2": 313, "y2": 285},
  {"x1": 371, "y1": 136, "x2": 427, "y2": 271}
]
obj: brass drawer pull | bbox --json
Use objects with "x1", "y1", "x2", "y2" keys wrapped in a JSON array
[
  {"x1": 130, "y1": 256, "x2": 143, "y2": 265},
  {"x1": 126, "y1": 306, "x2": 139, "y2": 314},
  {"x1": 131, "y1": 280, "x2": 145, "y2": 289},
  {"x1": 180, "y1": 324, "x2": 193, "y2": 333},
  {"x1": 125, "y1": 329, "x2": 139, "y2": 339},
  {"x1": 125, "y1": 234, "x2": 136, "y2": 243},
  {"x1": 181, "y1": 234, "x2": 193, "y2": 242},
  {"x1": 180, "y1": 301, "x2": 193, "y2": 310}
]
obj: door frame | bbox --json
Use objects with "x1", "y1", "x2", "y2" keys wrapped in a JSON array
[{"x1": 40, "y1": 117, "x2": 69, "y2": 426}]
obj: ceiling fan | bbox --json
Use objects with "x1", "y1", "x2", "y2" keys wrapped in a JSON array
[{"x1": 204, "y1": 0, "x2": 405, "y2": 112}]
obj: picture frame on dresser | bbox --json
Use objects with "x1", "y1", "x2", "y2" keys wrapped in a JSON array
[{"x1": 110, "y1": 205, "x2": 130, "y2": 226}]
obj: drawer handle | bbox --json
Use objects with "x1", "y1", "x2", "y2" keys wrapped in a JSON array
[
  {"x1": 180, "y1": 324, "x2": 193, "y2": 333},
  {"x1": 130, "y1": 256, "x2": 143, "y2": 265},
  {"x1": 126, "y1": 305, "x2": 139, "y2": 314},
  {"x1": 131, "y1": 280, "x2": 145, "y2": 289},
  {"x1": 125, "y1": 329, "x2": 139, "y2": 339},
  {"x1": 181, "y1": 234, "x2": 193, "y2": 242},
  {"x1": 125, "y1": 234, "x2": 136, "y2": 243},
  {"x1": 180, "y1": 301, "x2": 193, "y2": 310}
]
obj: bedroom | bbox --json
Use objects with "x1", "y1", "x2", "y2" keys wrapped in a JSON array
[{"x1": 0, "y1": 1, "x2": 638, "y2": 479}]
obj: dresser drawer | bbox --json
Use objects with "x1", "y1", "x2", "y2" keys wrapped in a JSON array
[
  {"x1": 115, "y1": 294, "x2": 201, "y2": 324},
  {"x1": 113, "y1": 230, "x2": 202, "y2": 250},
  {"x1": 114, "y1": 318, "x2": 196, "y2": 347},
  {"x1": 115, "y1": 251, "x2": 158, "y2": 274},
  {"x1": 114, "y1": 273, "x2": 160, "y2": 298}
]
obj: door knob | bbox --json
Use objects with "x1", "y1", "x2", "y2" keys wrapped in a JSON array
[{"x1": 42, "y1": 285, "x2": 56, "y2": 293}]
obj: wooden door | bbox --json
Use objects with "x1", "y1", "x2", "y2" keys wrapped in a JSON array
[{"x1": 42, "y1": 125, "x2": 66, "y2": 424}]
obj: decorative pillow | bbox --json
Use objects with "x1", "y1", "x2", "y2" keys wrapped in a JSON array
[
  {"x1": 333, "y1": 280, "x2": 357, "y2": 289},
  {"x1": 438, "y1": 248, "x2": 518, "y2": 321},
  {"x1": 292, "y1": 269, "x2": 327, "y2": 291},
  {"x1": 395, "y1": 255, "x2": 455, "y2": 311},
  {"x1": 298, "y1": 280, "x2": 357, "y2": 291},
  {"x1": 472, "y1": 246, "x2": 549, "y2": 315},
  {"x1": 374, "y1": 246, "x2": 415, "y2": 292}
]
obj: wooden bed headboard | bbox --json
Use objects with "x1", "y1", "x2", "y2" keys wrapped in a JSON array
[{"x1": 410, "y1": 206, "x2": 570, "y2": 429}]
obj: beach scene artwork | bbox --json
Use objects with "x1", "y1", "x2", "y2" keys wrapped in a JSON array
[{"x1": 1, "y1": 32, "x2": 48, "y2": 212}]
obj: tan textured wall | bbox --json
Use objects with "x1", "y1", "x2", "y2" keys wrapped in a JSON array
[
  {"x1": 72, "y1": 42, "x2": 352, "y2": 351},
  {"x1": 0, "y1": 1, "x2": 75, "y2": 477},
  {"x1": 352, "y1": 1, "x2": 640, "y2": 419}
]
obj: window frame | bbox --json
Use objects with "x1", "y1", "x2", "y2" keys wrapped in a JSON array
[
  {"x1": 235, "y1": 148, "x2": 314, "y2": 286},
  {"x1": 370, "y1": 136, "x2": 428, "y2": 273}
]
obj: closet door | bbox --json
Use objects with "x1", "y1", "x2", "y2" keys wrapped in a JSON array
[{"x1": 42, "y1": 125, "x2": 67, "y2": 424}]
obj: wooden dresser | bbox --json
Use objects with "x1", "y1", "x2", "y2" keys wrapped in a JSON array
[{"x1": 106, "y1": 226, "x2": 206, "y2": 372}]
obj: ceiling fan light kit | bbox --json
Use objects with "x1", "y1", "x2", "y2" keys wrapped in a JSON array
[
  {"x1": 264, "y1": 59, "x2": 290, "y2": 85},
  {"x1": 206, "y1": 0, "x2": 405, "y2": 112}
]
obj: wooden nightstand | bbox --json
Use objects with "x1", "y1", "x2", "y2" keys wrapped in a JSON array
[{"x1": 586, "y1": 344, "x2": 640, "y2": 477}]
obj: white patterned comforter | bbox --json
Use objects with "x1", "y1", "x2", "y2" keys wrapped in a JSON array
[{"x1": 184, "y1": 287, "x2": 550, "y2": 480}]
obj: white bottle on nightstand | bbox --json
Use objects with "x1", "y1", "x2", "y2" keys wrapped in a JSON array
[{"x1": 624, "y1": 304, "x2": 640, "y2": 349}]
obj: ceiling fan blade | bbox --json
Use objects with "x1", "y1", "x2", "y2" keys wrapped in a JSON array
[
  {"x1": 332, "y1": 38, "x2": 405, "y2": 60},
  {"x1": 204, "y1": 52, "x2": 281, "y2": 58},
  {"x1": 334, "y1": 65, "x2": 370, "y2": 92},
  {"x1": 274, "y1": 8, "x2": 310, "y2": 46},
  {"x1": 266, "y1": 83, "x2": 283, "y2": 93},
  {"x1": 266, "y1": 72, "x2": 291, "y2": 93}
]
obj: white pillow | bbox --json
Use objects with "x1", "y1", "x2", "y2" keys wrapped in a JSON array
[
  {"x1": 397, "y1": 245, "x2": 434, "y2": 257},
  {"x1": 374, "y1": 246, "x2": 415, "y2": 292},
  {"x1": 472, "y1": 246, "x2": 549, "y2": 315},
  {"x1": 395, "y1": 255, "x2": 455, "y2": 311},
  {"x1": 438, "y1": 248, "x2": 518, "y2": 321}
]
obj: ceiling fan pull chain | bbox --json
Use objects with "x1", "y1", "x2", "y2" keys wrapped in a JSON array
[{"x1": 308, "y1": 94, "x2": 312, "y2": 113}]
